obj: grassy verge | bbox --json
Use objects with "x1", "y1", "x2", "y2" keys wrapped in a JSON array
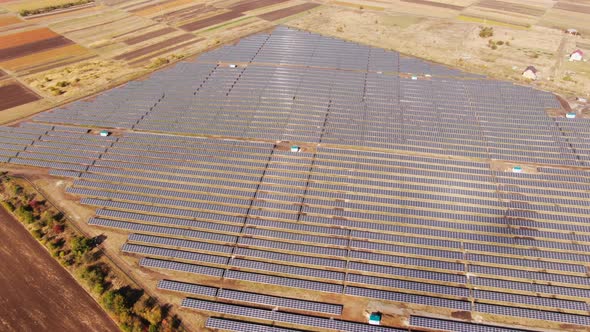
[
  {"x1": 19, "y1": 0, "x2": 94, "y2": 17},
  {"x1": 0, "y1": 172, "x2": 184, "y2": 332}
]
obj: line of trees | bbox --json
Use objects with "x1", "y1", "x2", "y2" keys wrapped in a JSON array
[
  {"x1": 19, "y1": 0, "x2": 94, "y2": 17},
  {"x1": 0, "y1": 173, "x2": 184, "y2": 332}
]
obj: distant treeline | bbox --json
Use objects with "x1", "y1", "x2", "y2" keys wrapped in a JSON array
[{"x1": 20, "y1": 0, "x2": 95, "y2": 17}]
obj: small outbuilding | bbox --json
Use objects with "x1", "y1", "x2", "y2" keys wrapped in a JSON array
[
  {"x1": 512, "y1": 166, "x2": 523, "y2": 173},
  {"x1": 565, "y1": 28, "x2": 579, "y2": 35},
  {"x1": 369, "y1": 312, "x2": 382, "y2": 325},
  {"x1": 569, "y1": 49, "x2": 584, "y2": 61},
  {"x1": 290, "y1": 145, "x2": 301, "y2": 152},
  {"x1": 522, "y1": 66, "x2": 538, "y2": 80},
  {"x1": 99, "y1": 130, "x2": 110, "y2": 137},
  {"x1": 566, "y1": 112, "x2": 577, "y2": 119}
]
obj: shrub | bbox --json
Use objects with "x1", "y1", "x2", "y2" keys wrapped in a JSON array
[
  {"x1": 479, "y1": 26, "x2": 494, "y2": 38},
  {"x1": 1, "y1": 201, "x2": 15, "y2": 212},
  {"x1": 71, "y1": 236, "x2": 93, "y2": 256},
  {"x1": 79, "y1": 264, "x2": 107, "y2": 294},
  {"x1": 496, "y1": 40, "x2": 504, "y2": 45},
  {"x1": 491, "y1": 44, "x2": 498, "y2": 50},
  {"x1": 56, "y1": 81, "x2": 70, "y2": 88},
  {"x1": 52, "y1": 224, "x2": 64, "y2": 233}
]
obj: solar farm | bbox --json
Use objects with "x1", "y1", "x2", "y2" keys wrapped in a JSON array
[{"x1": 1, "y1": 26, "x2": 590, "y2": 331}]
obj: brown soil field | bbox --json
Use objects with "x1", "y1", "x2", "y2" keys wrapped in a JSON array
[
  {"x1": 111, "y1": 23, "x2": 158, "y2": 39},
  {"x1": 124, "y1": 27, "x2": 176, "y2": 45},
  {"x1": 0, "y1": 81, "x2": 40, "y2": 111},
  {"x1": 0, "y1": 68, "x2": 6, "y2": 78},
  {"x1": 230, "y1": 0, "x2": 292, "y2": 13},
  {"x1": 0, "y1": 44, "x2": 89, "y2": 72},
  {"x1": 477, "y1": 0, "x2": 546, "y2": 16},
  {"x1": 554, "y1": 2, "x2": 590, "y2": 14},
  {"x1": 0, "y1": 15, "x2": 20, "y2": 27},
  {"x1": 114, "y1": 33, "x2": 197, "y2": 60},
  {"x1": 151, "y1": 4, "x2": 210, "y2": 23},
  {"x1": 0, "y1": 36, "x2": 73, "y2": 62},
  {"x1": 179, "y1": 10, "x2": 244, "y2": 31},
  {"x1": 258, "y1": 3, "x2": 320, "y2": 21},
  {"x1": 128, "y1": 38, "x2": 205, "y2": 65},
  {"x1": 0, "y1": 28, "x2": 59, "y2": 49},
  {"x1": 400, "y1": 0, "x2": 463, "y2": 11},
  {"x1": 0, "y1": 208, "x2": 119, "y2": 332}
]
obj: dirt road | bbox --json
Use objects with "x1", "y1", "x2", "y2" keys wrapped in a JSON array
[{"x1": 0, "y1": 207, "x2": 119, "y2": 332}]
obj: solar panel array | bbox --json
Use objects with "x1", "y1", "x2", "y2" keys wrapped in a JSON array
[
  {"x1": 2, "y1": 25, "x2": 590, "y2": 331},
  {"x1": 25, "y1": 26, "x2": 586, "y2": 167},
  {"x1": 182, "y1": 298, "x2": 406, "y2": 332}
]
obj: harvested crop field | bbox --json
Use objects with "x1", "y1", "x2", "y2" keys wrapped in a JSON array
[
  {"x1": 131, "y1": 0, "x2": 194, "y2": 16},
  {"x1": 476, "y1": 0, "x2": 546, "y2": 16},
  {"x1": 257, "y1": 3, "x2": 320, "y2": 21},
  {"x1": 4, "y1": 26, "x2": 590, "y2": 332},
  {"x1": 0, "y1": 81, "x2": 40, "y2": 111},
  {"x1": 400, "y1": 0, "x2": 464, "y2": 11},
  {"x1": 124, "y1": 27, "x2": 176, "y2": 45},
  {"x1": 0, "y1": 36, "x2": 73, "y2": 61},
  {"x1": 0, "y1": 208, "x2": 119, "y2": 332},
  {"x1": 0, "y1": 28, "x2": 60, "y2": 49},
  {"x1": 0, "y1": 14, "x2": 20, "y2": 27},
  {"x1": 229, "y1": 0, "x2": 292, "y2": 13},
  {"x1": 179, "y1": 10, "x2": 244, "y2": 31},
  {"x1": 114, "y1": 33, "x2": 198, "y2": 60},
  {"x1": 554, "y1": 1, "x2": 590, "y2": 14},
  {"x1": 0, "y1": 44, "x2": 90, "y2": 73}
]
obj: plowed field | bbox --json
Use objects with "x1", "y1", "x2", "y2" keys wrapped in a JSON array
[
  {"x1": 0, "y1": 15, "x2": 21, "y2": 27},
  {"x1": 0, "y1": 82, "x2": 40, "y2": 111},
  {"x1": 230, "y1": 0, "x2": 292, "y2": 13},
  {"x1": 0, "y1": 44, "x2": 89, "y2": 72},
  {"x1": 114, "y1": 33, "x2": 196, "y2": 60},
  {"x1": 258, "y1": 3, "x2": 320, "y2": 21},
  {"x1": 179, "y1": 10, "x2": 244, "y2": 31},
  {"x1": 0, "y1": 28, "x2": 60, "y2": 49},
  {"x1": 0, "y1": 36, "x2": 73, "y2": 61},
  {"x1": 0, "y1": 208, "x2": 119, "y2": 332}
]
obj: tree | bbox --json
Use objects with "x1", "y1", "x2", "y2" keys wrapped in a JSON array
[{"x1": 71, "y1": 236, "x2": 92, "y2": 256}]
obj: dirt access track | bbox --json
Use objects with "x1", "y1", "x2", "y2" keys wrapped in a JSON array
[{"x1": 0, "y1": 207, "x2": 119, "y2": 332}]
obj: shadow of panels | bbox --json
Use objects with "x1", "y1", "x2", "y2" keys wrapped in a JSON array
[
  {"x1": 206, "y1": 318, "x2": 301, "y2": 332},
  {"x1": 556, "y1": 118, "x2": 590, "y2": 166},
  {"x1": 185, "y1": 298, "x2": 405, "y2": 332},
  {"x1": 409, "y1": 316, "x2": 533, "y2": 332},
  {"x1": 475, "y1": 303, "x2": 590, "y2": 327}
]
